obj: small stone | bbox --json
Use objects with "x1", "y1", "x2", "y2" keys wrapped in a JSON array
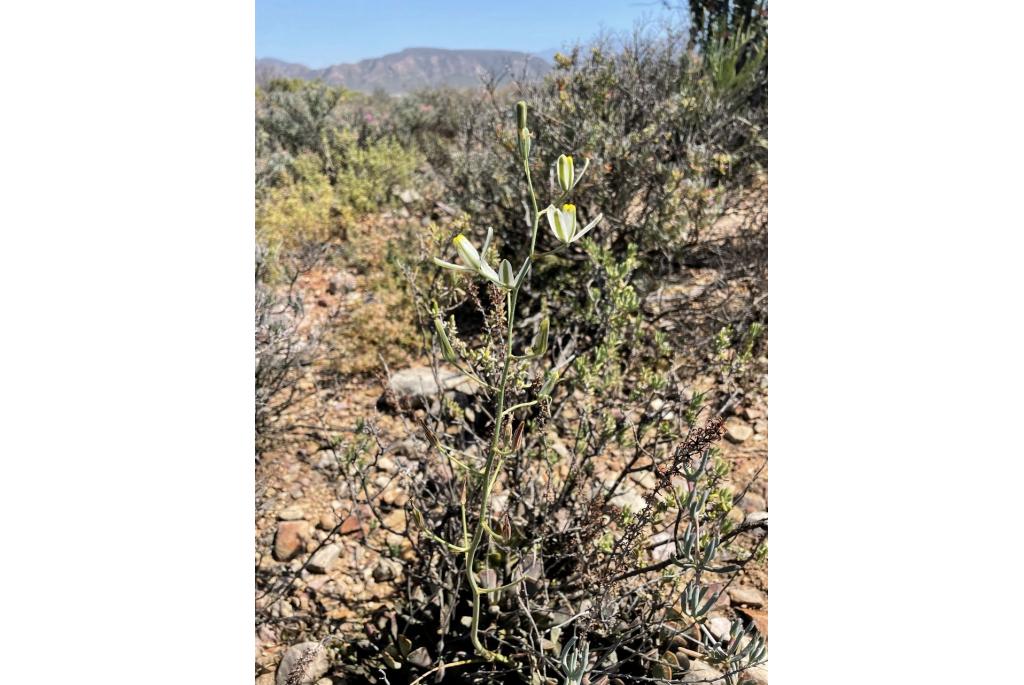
[
  {"x1": 315, "y1": 679, "x2": 333, "y2": 685},
  {"x1": 318, "y1": 513, "x2": 336, "y2": 530},
  {"x1": 308, "y1": 544, "x2": 341, "y2": 574},
  {"x1": 406, "y1": 646, "x2": 432, "y2": 668},
  {"x1": 397, "y1": 188, "x2": 422, "y2": 204},
  {"x1": 739, "y1": 492, "x2": 767, "y2": 514},
  {"x1": 680, "y1": 660, "x2": 725, "y2": 684},
  {"x1": 724, "y1": 418, "x2": 754, "y2": 443},
  {"x1": 306, "y1": 575, "x2": 331, "y2": 592},
  {"x1": 276, "y1": 642, "x2": 329, "y2": 685},
  {"x1": 339, "y1": 514, "x2": 364, "y2": 539},
  {"x1": 278, "y1": 505, "x2": 305, "y2": 521},
  {"x1": 609, "y1": 488, "x2": 646, "y2": 515},
  {"x1": 745, "y1": 511, "x2": 768, "y2": 527},
  {"x1": 739, "y1": 665, "x2": 768, "y2": 685},
  {"x1": 257, "y1": 674, "x2": 275, "y2": 685},
  {"x1": 707, "y1": 615, "x2": 733, "y2": 641},
  {"x1": 373, "y1": 559, "x2": 400, "y2": 582},
  {"x1": 727, "y1": 586, "x2": 766, "y2": 608},
  {"x1": 326, "y1": 272, "x2": 357, "y2": 295},
  {"x1": 274, "y1": 521, "x2": 309, "y2": 561},
  {"x1": 385, "y1": 366, "x2": 474, "y2": 405}
]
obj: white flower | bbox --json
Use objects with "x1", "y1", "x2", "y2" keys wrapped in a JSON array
[
  {"x1": 434, "y1": 230, "x2": 529, "y2": 290},
  {"x1": 546, "y1": 204, "x2": 602, "y2": 245}
]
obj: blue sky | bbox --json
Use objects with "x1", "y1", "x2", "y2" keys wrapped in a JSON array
[{"x1": 256, "y1": 0, "x2": 679, "y2": 67}]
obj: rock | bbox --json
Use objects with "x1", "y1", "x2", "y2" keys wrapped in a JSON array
[
  {"x1": 315, "y1": 680, "x2": 333, "y2": 685},
  {"x1": 381, "y1": 487, "x2": 408, "y2": 507},
  {"x1": 339, "y1": 514, "x2": 364, "y2": 539},
  {"x1": 741, "y1": 406, "x2": 764, "y2": 421},
  {"x1": 735, "y1": 605, "x2": 769, "y2": 638},
  {"x1": 397, "y1": 188, "x2": 422, "y2": 204},
  {"x1": 278, "y1": 505, "x2": 305, "y2": 521},
  {"x1": 406, "y1": 646, "x2": 432, "y2": 668},
  {"x1": 257, "y1": 674, "x2": 275, "y2": 685},
  {"x1": 276, "y1": 642, "x2": 329, "y2": 685},
  {"x1": 680, "y1": 660, "x2": 725, "y2": 683},
  {"x1": 609, "y1": 488, "x2": 647, "y2": 515},
  {"x1": 745, "y1": 511, "x2": 768, "y2": 527},
  {"x1": 386, "y1": 366, "x2": 474, "y2": 406},
  {"x1": 629, "y1": 469, "x2": 658, "y2": 490},
  {"x1": 308, "y1": 544, "x2": 341, "y2": 574},
  {"x1": 727, "y1": 585, "x2": 766, "y2": 608},
  {"x1": 326, "y1": 272, "x2": 357, "y2": 295},
  {"x1": 724, "y1": 418, "x2": 754, "y2": 443},
  {"x1": 274, "y1": 521, "x2": 309, "y2": 561},
  {"x1": 707, "y1": 615, "x2": 734, "y2": 641},
  {"x1": 373, "y1": 559, "x2": 401, "y2": 582},
  {"x1": 739, "y1": 665, "x2": 768, "y2": 685},
  {"x1": 738, "y1": 491, "x2": 767, "y2": 514},
  {"x1": 318, "y1": 513, "x2": 336, "y2": 531}
]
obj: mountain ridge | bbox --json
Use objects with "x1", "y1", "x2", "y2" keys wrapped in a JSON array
[{"x1": 256, "y1": 47, "x2": 551, "y2": 94}]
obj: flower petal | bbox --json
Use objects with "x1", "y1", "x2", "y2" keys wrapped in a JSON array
[
  {"x1": 569, "y1": 213, "x2": 602, "y2": 243},
  {"x1": 433, "y1": 257, "x2": 475, "y2": 273}
]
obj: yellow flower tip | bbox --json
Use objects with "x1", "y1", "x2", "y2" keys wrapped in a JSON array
[
  {"x1": 453, "y1": 234, "x2": 467, "y2": 245},
  {"x1": 562, "y1": 203, "x2": 576, "y2": 213},
  {"x1": 566, "y1": 155, "x2": 573, "y2": 164}
]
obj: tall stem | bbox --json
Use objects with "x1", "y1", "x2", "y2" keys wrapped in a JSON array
[
  {"x1": 525, "y1": 157, "x2": 541, "y2": 259},
  {"x1": 465, "y1": 148, "x2": 541, "y2": 662}
]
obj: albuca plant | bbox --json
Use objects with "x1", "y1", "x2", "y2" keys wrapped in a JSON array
[{"x1": 429, "y1": 101, "x2": 603, "y2": 663}]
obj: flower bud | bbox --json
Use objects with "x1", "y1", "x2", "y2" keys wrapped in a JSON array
[
  {"x1": 556, "y1": 154, "x2": 574, "y2": 192},
  {"x1": 518, "y1": 127, "x2": 531, "y2": 159},
  {"x1": 498, "y1": 259, "x2": 515, "y2": 288},
  {"x1": 434, "y1": 318, "x2": 458, "y2": 364},
  {"x1": 532, "y1": 317, "x2": 549, "y2": 357},
  {"x1": 453, "y1": 234, "x2": 483, "y2": 272},
  {"x1": 516, "y1": 101, "x2": 528, "y2": 129}
]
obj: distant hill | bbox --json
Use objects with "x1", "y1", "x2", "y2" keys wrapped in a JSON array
[{"x1": 256, "y1": 48, "x2": 551, "y2": 94}]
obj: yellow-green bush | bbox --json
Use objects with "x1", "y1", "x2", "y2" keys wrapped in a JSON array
[
  {"x1": 332, "y1": 133, "x2": 422, "y2": 224},
  {"x1": 256, "y1": 153, "x2": 337, "y2": 253}
]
